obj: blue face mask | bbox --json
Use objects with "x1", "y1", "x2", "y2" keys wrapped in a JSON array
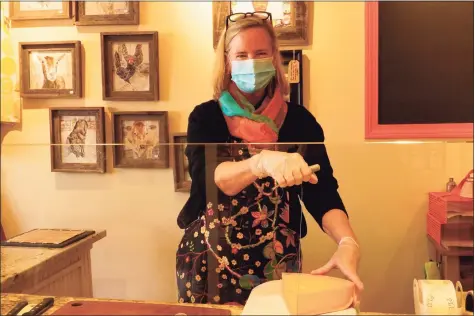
[{"x1": 230, "y1": 58, "x2": 276, "y2": 93}]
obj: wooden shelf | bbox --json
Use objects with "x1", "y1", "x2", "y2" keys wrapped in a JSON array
[{"x1": 428, "y1": 236, "x2": 474, "y2": 291}]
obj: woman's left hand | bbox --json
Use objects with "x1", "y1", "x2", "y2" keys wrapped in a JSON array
[{"x1": 310, "y1": 241, "x2": 364, "y2": 296}]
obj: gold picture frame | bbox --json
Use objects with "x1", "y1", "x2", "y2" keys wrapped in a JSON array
[
  {"x1": 9, "y1": 1, "x2": 72, "y2": 21},
  {"x1": 212, "y1": 1, "x2": 310, "y2": 48}
]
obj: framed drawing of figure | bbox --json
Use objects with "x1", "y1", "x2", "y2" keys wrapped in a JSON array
[
  {"x1": 75, "y1": 2, "x2": 139, "y2": 26},
  {"x1": 101, "y1": 32, "x2": 159, "y2": 101},
  {"x1": 49, "y1": 107, "x2": 106, "y2": 173},
  {"x1": 213, "y1": 1, "x2": 310, "y2": 48},
  {"x1": 9, "y1": 1, "x2": 72, "y2": 21},
  {"x1": 280, "y1": 50, "x2": 303, "y2": 105},
  {"x1": 19, "y1": 41, "x2": 82, "y2": 99},
  {"x1": 112, "y1": 111, "x2": 169, "y2": 169},
  {"x1": 172, "y1": 133, "x2": 191, "y2": 192}
]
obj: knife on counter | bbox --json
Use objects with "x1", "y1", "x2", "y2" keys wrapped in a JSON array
[
  {"x1": 6, "y1": 300, "x2": 28, "y2": 316},
  {"x1": 22, "y1": 297, "x2": 54, "y2": 316}
]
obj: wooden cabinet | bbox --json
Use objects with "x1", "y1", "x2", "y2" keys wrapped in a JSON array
[{"x1": 1, "y1": 231, "x2": 106, "y2": 297}]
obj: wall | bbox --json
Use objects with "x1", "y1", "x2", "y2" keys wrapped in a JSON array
[{"x1": 1, "y1": 2, "x2": 473, "y2": 313}]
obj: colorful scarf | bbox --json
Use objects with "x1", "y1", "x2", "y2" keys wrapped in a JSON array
[{"x1": 219, "y1": 82, "x2": 288, "y2": 144}]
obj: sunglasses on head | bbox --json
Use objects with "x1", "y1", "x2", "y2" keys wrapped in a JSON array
[{"x1": 225, "y1": 11, "x2": 273, "y2": 29}]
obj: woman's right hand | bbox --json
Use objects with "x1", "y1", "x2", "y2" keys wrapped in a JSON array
[{"x1": 249, "y1": 150, "x2": 318, "y2": 188}]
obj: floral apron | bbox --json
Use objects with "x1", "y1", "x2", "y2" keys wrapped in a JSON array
[{"x1": 176, "y1": 141, "x2": 302, "y2": 306}]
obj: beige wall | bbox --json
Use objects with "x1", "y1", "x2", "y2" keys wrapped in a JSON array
[{"x1": 1, "y1": 2, "x2": 473, "y2": 313}]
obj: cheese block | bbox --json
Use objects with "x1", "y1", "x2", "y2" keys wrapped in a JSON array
[{"x1": 282, "y1": 273, "x2": 356, "y2": 315}]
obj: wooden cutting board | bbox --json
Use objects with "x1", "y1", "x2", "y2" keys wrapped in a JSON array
[
  {"x1": 1, "y1": 229, "x2": 95, "y2": 248},
  {"x1": 51, "y1": 301, "x2": 232, "y2": 315}
]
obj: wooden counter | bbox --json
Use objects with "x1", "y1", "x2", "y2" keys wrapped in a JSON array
[
  {"x1": 1, "y1": 294, "x2": 243, "y2": 315},
  {"x1": 0, "y1": 293, "x2": 405, "y2": 315},
  {"x1": 1, "y1": 230, "x2": 106, "y2": 298}
]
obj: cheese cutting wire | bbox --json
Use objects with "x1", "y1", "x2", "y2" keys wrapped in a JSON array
[
  {"x1": 294, "y1": 165, "x2": 319, "y2": 314},
  {"x1": 271, "y1": 161, "x2": 320, "y2": 313}
]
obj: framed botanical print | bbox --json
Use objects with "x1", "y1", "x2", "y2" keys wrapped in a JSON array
[
  {"x1": 172, "y1": 133, "x2": 191, "y2": 192},
  {"x1": 281, "y1": 50, "x2": 303, "y2": 105},
  {"x1": 49, "y1": 107, "x2": 106, "y2": 173},
  {"x1": 213, "y1": 1, "x2": 310, "y2": 48},
  {"x1": 112, "y1": 111, "x2": 169, "y2": 169},
  {"x1": 19, "y1": 41, "x2": 82, "y2": 98},
  {"x1": 101, "y1": 32, "x2": 159, "y2": 101},
  {"x1": 9, "y1": 1, "x2": 72, "y2": 21},
  {"x1": 75, "y1": 2, "x2": 139, "y2": 26}
]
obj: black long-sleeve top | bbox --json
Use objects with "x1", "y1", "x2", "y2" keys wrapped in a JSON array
[{"x1": 177, "y1": 100, "x2": 347, "y2": 238}]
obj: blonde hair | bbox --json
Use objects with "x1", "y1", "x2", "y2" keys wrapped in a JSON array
[{"x1": 212, "y1": 16, "x2": 290, "y2": 100}]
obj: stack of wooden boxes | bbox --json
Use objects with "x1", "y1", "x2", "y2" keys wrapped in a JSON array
[{"x1": 427, "y1": 184, "x2": 474, "y2": 290}]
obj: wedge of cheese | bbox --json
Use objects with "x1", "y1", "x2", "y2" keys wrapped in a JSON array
[{"x1": 282, "y1": 273, "x2": 356, "y2": 315}]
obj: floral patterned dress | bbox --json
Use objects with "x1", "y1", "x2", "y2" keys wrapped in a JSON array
[{"x1": 176, "y1": 140, "x2": 302, "y2": 306}]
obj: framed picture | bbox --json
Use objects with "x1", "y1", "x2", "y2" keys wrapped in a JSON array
[
  {"x1": 281, "y1": 50, "x2": 303, "y2": 105},
  {"x1": 49, "y1": 107, "x2": 106, "y2": 173},
  {"x1": 9, "y1": 1, "x2": 72, "y2": 21},
  {"x1": 112, "y1": 111, "x2": 169, "y2": 169},
  {"x1": 75, "y1": 2, "x2": 139, "y2": 26},
  {"x1": 19, "y1": 41, "x2": 82, "y2": 99},
  {"x1": 212, "y1": 1, "x2": 310, "y2": 48},
  {"x1": 101, "y1": 32, "x2": 159, "y2": 101},
  {"x1": 172, "y1": 133, "x2": 191, "y2": 192}
]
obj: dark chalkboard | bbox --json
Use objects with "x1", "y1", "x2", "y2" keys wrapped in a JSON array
[{"x1": 378, "y1": 1, "x2": 473, "y2": 125}]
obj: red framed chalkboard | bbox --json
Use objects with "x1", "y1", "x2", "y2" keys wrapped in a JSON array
[{"x1": 365, "y1": 1, "x2": 474, "y2": 140}]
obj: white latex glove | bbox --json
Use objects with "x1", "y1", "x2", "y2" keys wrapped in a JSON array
[{"x1": 249, "y1": 150, "x2": 318, "y2": 188}]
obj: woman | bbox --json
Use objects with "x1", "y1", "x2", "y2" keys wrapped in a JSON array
[{"x1": 176, "y1": 12, "x2": 362, "y2": 306}]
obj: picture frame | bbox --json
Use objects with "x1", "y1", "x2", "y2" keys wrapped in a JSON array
[
  {"x1": 212, "y1": 2, "x2": 310, "y2": 49},
  {"x1": 19, "y1": 41, "x2": 82, "y2": 99},
  {"x1": 49, "y1": 107, "x2": 106, "y2": 173},
  {"x1": 9, "y1": 1, "x2": 72, "y2": 21},
  {"x1": 75, "y1": 2, "x2": 139, "y2": 26},
  {"x1": 101, "y1": 32, "x2": 159, "y2": 101},
  {"x1": 280, "y1": 49, "x2": 303, "y2": 105},
  {"x1": 112, "y1": 111, "x2": 169, "y2": 169},
  {"x1": 172, "y1": 133, "x2": 191, "y2": 192}
]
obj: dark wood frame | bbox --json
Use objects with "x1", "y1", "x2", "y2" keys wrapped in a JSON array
[
  {"x1": 280, "y1": 50, "x2": 303, "y2": 105},
  {"x1": 112, "y1": 111, "x2": 169, "y2": 169},
  {"x1": 101, "y1": 32, "x2": 159, "y2": 101},
  {"x1": 172, "y1": 133, "x2": 191, "y2": 193},
  {"x1": 49, "y1": 107, "x2": 106, "y2": 173},
  {"x1": 19, "y1": 41, "x2": 82, "y2": 99},
  {"x1": 365, "y1": 2, "x2": 473, "y2": 139},
  {"x1": 9, "y1": 1, "x2": 72, "y2": 21},
  {"x1": 75, "y1": 2, "x2": 139, "y2": 26},
  {"x1": 212, "y1": 2, "x2": 310, "y2": 49}
]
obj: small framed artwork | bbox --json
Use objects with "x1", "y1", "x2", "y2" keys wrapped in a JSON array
[
  {"x1": 19, "y1": 41, "x2": 82, "y2": 99},
  {"x1": 280, "y1": 50, "x2": 303, "y2": 105},
  {"x1": 49, "y1": 107, "x2": 106, "y2": 173},
  {"x1": 112, "y1": 111, "x2": 169, "y2": 169},
  {"x1": 101, "y1": 32, "x2": 159, "y2": 101},
  {"x1": 213, "y1": 2, "x2": 310, "y2": 48},
  {"x1": 172, "y1": 133, "x2": 191, "y2": 192},
  {"x1": 9, "y1": 1, "x2": 72, "y2": 21},
  {"x1": 75, "y1": 2, "x2": 139, "y2": 26}
]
